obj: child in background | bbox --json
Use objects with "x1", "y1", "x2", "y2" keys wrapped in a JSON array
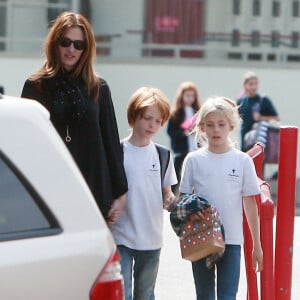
[
  {"x1": 237, "y1": 71, "x2": 280, "y2": 152},
  {"x1": 111, "y1": 87, "x2": 177, "y2": 300},
  {"x1": 167, "y1": 81, "x2": 201, "y2": 192},
  {"x1": 179, "y1": 96, "x2": 263, "y2": 300}
]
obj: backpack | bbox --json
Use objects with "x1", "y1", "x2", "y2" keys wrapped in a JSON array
[{"x1": 120, "y1": 141, "x2": 170, "y2": 188}]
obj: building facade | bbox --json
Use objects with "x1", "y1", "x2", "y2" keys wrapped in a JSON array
[
  {"x1": 1, "y1": 0, "x2": 300, "y2": 177},
  {"x1": 1, "y1": 0, "x2": 300, "y2": 66}
]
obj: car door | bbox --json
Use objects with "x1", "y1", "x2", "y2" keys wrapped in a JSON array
[
  {"x1": 0, "y1": 98, "x2": 118, "y2": 300},
  {"x1": 0, "y1": 150, "x2": 114, "y2": 299}
]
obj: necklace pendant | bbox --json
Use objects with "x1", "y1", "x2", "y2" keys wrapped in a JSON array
[{"x1": 65, "y1": 125, "x2": 71, "y2": 143}]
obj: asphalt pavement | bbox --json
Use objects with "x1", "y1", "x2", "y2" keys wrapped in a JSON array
[{"x1": 155, "y1": 211, "x2": 300, "y2": 300}]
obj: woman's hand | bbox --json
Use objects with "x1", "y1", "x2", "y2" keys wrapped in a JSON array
[{"x1": 107, "y1": 194, "x2": 126, "y2": 226}]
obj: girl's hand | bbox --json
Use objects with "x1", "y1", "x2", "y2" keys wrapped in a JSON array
[
  {"x1": 188, "y1": 211, "x2": 205, "y2": 221},
  {"x1": 252, "y1": 245, "x2": 263, "y2": 272}
]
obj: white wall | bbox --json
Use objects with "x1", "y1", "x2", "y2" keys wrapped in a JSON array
[{"x1": 1, "y1": 57, "x2": 299, "y2": 176}]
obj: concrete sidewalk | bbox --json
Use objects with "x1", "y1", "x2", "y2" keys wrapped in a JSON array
[{"x1": 155, "y1": 212, "x2": 300, "y2": 300}]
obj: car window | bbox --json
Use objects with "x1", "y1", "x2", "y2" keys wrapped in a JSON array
[{"x1": 0, "y1": 152, "x2": 61, "y2": 241}]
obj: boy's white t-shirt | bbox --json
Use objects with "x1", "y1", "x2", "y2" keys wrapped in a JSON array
[
  {"x1": 179, "y1": 147, "x2": 260, "y2": 245},
  {"x1": 111, "y1": 140, "x2": 177, "y2": 250}
]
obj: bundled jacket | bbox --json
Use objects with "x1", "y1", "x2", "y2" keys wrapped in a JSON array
[{"x1": 170, "y1": 194, "x2": 225, "y2": 268}]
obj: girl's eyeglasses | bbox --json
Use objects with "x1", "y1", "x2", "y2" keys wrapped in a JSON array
[{"x1": 59, "y1": 37, "x2": 86, "y2": 51}]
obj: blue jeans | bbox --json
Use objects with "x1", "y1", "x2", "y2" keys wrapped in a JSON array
[
  {"x1": 117, "y1": 245, "x2": 161, "y2": 300},
  {"x1": 192, "y1": 245, "x2": 241, "y2": 300}
]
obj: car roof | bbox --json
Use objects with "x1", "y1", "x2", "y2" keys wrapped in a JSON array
[
  {"x1": 0, "y1": 94, "x2": 50, "y2": 120},
  {"x1": 0, "y1": 95, "x2": 106, "y2": 230}
]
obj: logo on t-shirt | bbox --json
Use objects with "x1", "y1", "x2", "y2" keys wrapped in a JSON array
[
  {"x1": 227, "y1": 168, "x2": 239, "y2": 182},
  {"x1": 148, "y1": 162, "x2": 159, "y2": 174}
]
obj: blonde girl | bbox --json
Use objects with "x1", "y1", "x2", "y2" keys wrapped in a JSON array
[{"x1": 180, "y1": 96, "x2": 263, "y2": 300}]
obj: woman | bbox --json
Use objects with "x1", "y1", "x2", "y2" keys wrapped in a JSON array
[{"x1": 21, "y1": 12, "x2": 128, "y2": 224}]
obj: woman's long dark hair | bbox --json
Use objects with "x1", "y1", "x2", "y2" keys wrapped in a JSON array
[{"x1": 30, "y1": 11, "x2": 100, "y2": 101}]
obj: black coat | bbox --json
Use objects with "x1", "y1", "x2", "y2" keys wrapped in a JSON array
[
  {"x1": 21, "y1": 75, "x2": 128, "y2": 218},
  {"x1": 167, "y1": 108, "x2": 197, "y2": 156}
]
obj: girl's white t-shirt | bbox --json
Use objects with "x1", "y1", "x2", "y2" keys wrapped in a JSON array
[
  {"x1": 179, "y1": 147, "x2": 260, "y2": 245},
  {"x1": 111, "y1": 140, "x2": 177, "y2": 250}
]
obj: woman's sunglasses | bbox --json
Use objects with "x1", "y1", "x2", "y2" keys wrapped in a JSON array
[{"x1": 59, "y1": 37, "x2": 86, "y2": 51}]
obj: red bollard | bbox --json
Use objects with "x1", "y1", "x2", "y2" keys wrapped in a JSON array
[
  {"x1": 259, "y1": 181, "x2": 275, "y2": 300},
  {"x1": 243, "y1": 182, "x2": 275, "y2": 300},
  {"x1": 275, "y1": 126, "x2": 298, "y2": 300},
  {"x1": 244, "y1": 143, "x2": 265, "y2": 300},
  {"x1": 243, "y1": 216, "x2": 259, "y2": 300}
]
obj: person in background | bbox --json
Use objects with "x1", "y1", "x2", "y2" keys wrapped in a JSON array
[
  {"x1": 167, "y1": 81, "x2": 201, "y2": 193},
  {"x1": 179, "y1": 96, "x2": 263, "y2": 300},
  {"x1": 237, "y1": 71, "x2": 280, "y2": 152},
  {"x1": 21, "y1": 11, "x2": 128, "y2": 224},
  {"x1": 0, "y1": 85, "x2": 4, "y2": 94},
  {"x1": 111, "y1": 87, "x2": 177, "y2": 300}
]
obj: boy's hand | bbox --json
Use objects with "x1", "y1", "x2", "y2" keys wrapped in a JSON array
[
  {"x1": 163, "y1": 194, "x2": 177, "y2": 211},
  {"x1": 162, "y1": 187, "x2": 177, "y2": 211}
]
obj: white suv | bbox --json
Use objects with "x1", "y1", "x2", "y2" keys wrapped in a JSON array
[{"x1": 0, "y1": 95, "x2": 124, "y2": 300}]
